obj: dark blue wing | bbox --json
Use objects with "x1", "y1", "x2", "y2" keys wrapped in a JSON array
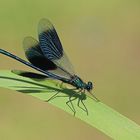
[
  {"x1": 38, "y1": 19, "x2": 75, "y2": 79},
  {"x1": 23, "y1": 36, "x2": 57, "y2": 71},
  {"x1": 38, "y1": 19, "x2": 63, "y2": 60}
]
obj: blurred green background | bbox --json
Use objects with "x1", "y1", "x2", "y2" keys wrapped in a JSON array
[{"x1": 0, "y1": 0, "x2": 140, "y2": 139}]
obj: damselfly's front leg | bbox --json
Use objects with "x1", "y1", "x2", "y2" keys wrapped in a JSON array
[{"x1": 89, "y1": 91, "x2": 100, "y2": 102}]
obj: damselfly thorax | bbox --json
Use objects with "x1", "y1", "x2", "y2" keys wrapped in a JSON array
[{"x1": 69, "y1": 75, "x2": 93, "y2": 91}]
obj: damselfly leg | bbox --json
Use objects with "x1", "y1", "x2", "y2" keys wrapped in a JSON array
[
  {"x1": 89, "y1": 91, "x2": 100, "y2": 102},
  {"x1": 77, "y1": 90, "x2": 88, "y2": 115},
  {"x1": 56, "y1": 81, "x2": 64, "y2": 88},
  {"x1": 66, "y1": 94, "x2": 77, "y2": 116}
]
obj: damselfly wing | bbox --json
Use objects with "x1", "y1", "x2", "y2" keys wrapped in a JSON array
[
  {"x1": 38, "y1": 19, "x2": 75, "y2": 80},
  {"x1": 23, "y1": 36, "x2": 57, "y2": 71}
]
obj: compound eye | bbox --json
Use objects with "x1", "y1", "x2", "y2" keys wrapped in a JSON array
[
  {"x1": 88, "y1": 81, "x2": 92, "y2": 86},
  {"x1": 86, "y1": 81, "x2": 93, "y2": 91}
]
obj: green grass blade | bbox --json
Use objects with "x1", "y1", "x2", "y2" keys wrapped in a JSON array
[{"x1": 0, "y1": 70, "x2": 140, "y2": 140}]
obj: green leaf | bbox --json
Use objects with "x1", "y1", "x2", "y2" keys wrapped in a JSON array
[{"x1": 0, "y1": 70, "x2": 140, "y2": 140}]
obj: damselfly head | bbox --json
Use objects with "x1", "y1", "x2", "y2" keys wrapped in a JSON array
[{"x1": 86, "y1": 81, "x2": 93, "y2": 91}]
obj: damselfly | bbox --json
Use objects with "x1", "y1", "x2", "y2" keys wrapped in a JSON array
[{"x1": 0, "y1": 19, "x2": 99, "y2": 115}]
